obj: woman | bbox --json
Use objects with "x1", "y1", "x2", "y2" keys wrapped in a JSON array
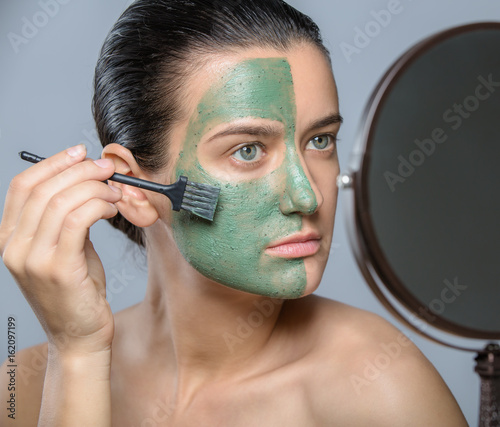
[{"x1": 0, "y1": 0, "x2": 467, "y2": 425}]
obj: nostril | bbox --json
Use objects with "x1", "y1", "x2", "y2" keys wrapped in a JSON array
[
  {"x1": 298, "y1": 190, "x2": 317, "y2": 214},
  {"x1": 306, "y1": 203, "x2": 318, "y2": 215}
]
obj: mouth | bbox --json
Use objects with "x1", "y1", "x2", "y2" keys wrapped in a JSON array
[{"x1": 265, "y1": 231, "x2": 321, "y2": 259}]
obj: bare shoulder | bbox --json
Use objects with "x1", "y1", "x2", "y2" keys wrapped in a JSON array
[
  {"x1": 293, "y1": 295, "x2": 468, "y2": 426},
  {"x1": 1, "y1": 341, "x2": 48, "y2": 425}
]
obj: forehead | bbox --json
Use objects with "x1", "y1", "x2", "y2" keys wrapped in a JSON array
[
  {"x1": 195, "y1": 57, "x2": 295, "y2": 132},
  {"x1": 183, "y1": 45, "x2": 339, "y2": 129}
]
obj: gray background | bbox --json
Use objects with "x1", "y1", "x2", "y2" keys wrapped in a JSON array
[{"x1": 1, "y1": 0, "x2": 498, "y2": 424}]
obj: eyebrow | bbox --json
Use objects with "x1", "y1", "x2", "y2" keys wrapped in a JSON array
[
  {"x1": 205, "y1": 113, "x2": 343, "y2": 143},
  {"x1": 206, "y1": 123, "x2": 283, "y2": 142},
  {"x1": 306, "y1": 113, "x2": 344, "y2": 132}
]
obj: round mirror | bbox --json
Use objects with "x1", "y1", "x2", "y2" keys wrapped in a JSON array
[
  {"x1": 339, "y1": 22, "x2": 500, "y2": 425},
  {"x1": 342, "y1": 22, "x2": 500, "y2": 343}
]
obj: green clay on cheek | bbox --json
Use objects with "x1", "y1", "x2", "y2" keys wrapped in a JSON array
[{"x1": 172, "y1": 58, "x2": 317, "y2": 298}]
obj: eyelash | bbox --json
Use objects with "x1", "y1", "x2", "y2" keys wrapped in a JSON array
[
  {"x1": 305, "y1": 134, "x2": 339, "y2": 153},
  {"x1": 230, "y1": 142, "x2": 266, "y2": 167}
]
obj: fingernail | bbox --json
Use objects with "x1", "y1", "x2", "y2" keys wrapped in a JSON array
[
  {"x1": 67, "y1": 144, "x2": 86, "y2": 158},
  {"x1": 109, "y1": 185, "x2": 120, "y2": 193},
  {"x1": 94, "y1": 159, "x2": 113, "y2": 168}
]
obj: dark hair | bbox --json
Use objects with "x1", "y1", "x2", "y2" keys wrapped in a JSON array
[{"x1": 93, "y1": 0, "x2": 330, "y2": 247}]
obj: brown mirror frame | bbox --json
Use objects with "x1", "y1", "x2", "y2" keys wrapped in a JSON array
[
  {"x1": 339, "y1": 21, "x2": 500, "y2": 348},
  {"x1": 339, "y1": 22, "x2": 500, "y2": 426}
]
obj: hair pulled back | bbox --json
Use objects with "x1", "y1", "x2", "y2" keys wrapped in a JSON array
[{"x1": 93, "y1": 0, "x2": 330, "y2": 247}]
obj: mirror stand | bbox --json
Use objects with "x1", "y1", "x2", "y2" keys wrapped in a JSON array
[{"x1": 475, "y1": 343, "x2": 500, "y2": 427}]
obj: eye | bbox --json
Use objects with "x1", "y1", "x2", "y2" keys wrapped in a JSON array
[
  {"x1": 231, "y1": 143, "x2": 263, "y2": 162},
  {"x1": 306, "y1": 134, "x2": 336, "y2": 151}
]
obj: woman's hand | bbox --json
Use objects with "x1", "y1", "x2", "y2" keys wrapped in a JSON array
[{"x1": 0, "y1": 144, "x2": 122, "y2": 356}]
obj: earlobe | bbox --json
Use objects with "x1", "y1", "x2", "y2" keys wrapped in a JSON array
[{"x1": 101, "y1": 143, "x2": 160, "y2": 227}]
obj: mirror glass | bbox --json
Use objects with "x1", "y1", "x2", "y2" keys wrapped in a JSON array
[{"x1": 356, "y1": 23, "x2": 500, "y2": 338}]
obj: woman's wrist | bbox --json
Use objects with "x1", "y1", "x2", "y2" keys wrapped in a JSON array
[
  {"x1": 39, "y1": 345, "x2": 112, "y2": 426},
  {"x1": 47, "y1": 345, "x2": 112, "y2": 380}
]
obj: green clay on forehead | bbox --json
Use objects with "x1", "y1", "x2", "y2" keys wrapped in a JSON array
[{"x1": 173, "y1": 58, "x2": 317, "y2": 298}]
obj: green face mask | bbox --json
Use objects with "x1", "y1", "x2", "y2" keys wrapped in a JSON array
[{"x1": 173, "y1": 58, "x2": 317, "y2": 298}]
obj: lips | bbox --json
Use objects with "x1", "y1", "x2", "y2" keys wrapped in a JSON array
[{"x1": 265, "y1": 231, "x2": 321, "y2": 258}]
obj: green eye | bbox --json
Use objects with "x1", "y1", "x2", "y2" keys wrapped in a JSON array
[
  {"x1": 232, "y1": 144, "x2": 262, "y2": 162},
  {"x1": 308, "y1": 135, "x2": 333, "y2": 150}
]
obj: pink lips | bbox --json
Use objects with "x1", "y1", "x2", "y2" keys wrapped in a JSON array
[{"x1": 265, "y1": 232, "x2": 321, "y2": 258}]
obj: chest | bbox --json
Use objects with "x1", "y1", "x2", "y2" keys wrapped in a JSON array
[{"x1": 110, "y1": 375, "x2": 317, "y2": 427}]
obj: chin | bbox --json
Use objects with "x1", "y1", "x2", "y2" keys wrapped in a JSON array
[
  {"x1": 299, "y1": 279, "x2": 323, "y2": 298},
  {"x1": 302, "y1": 257, "x2": 328, "y2": 296}
]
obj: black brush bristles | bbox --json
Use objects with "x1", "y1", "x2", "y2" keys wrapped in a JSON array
[
  {"x1": 182, "y1": 181, "x2": 221, "y2": 221},
  {"x1": 19, "y1": 151, "x2": 220, "y2": 222}
]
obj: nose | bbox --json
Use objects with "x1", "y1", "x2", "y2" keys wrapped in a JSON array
[{"x1": 279, "y1": 149, "x2": 323, "y2": 216}]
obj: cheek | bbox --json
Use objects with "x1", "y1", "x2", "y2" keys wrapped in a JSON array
[
  {"x1": 324, "y1": 177, "x2": 339, "y2": 227},
  {"x1": 315, "y1": 158, "x2": 339, "y2": 213},
  {"x1": 171, "y1": 160, "x2": 308, "y2": 298},
  {"x1": 302, "y1": 161, "x2": 339, "y2": 293}
]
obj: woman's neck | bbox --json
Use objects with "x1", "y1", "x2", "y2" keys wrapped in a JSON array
[{"x1": 137, "y1": 232, "x2": 285, "y2": 394}]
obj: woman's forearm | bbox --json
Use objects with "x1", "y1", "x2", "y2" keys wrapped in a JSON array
[{"x1": 38, "y1": 348, "x2": 112, "y2": 427}]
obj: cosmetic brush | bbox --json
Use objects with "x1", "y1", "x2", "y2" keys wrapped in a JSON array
[{"x1": 19, "y1": 151, "x2": 220, "y2": 222}]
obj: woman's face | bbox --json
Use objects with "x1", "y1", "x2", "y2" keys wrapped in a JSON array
[{"x1": 166, "y1": 45, "x2": 341, "y2": 298}]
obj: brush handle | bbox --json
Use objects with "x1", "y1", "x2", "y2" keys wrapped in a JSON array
[{"x1": 18, "y1": 151, "x2": 185, "y2": 203}]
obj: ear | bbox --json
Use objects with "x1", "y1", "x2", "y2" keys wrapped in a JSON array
[{"x1": 101, "y1": 143, "x2": 159, "y2": 227}]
